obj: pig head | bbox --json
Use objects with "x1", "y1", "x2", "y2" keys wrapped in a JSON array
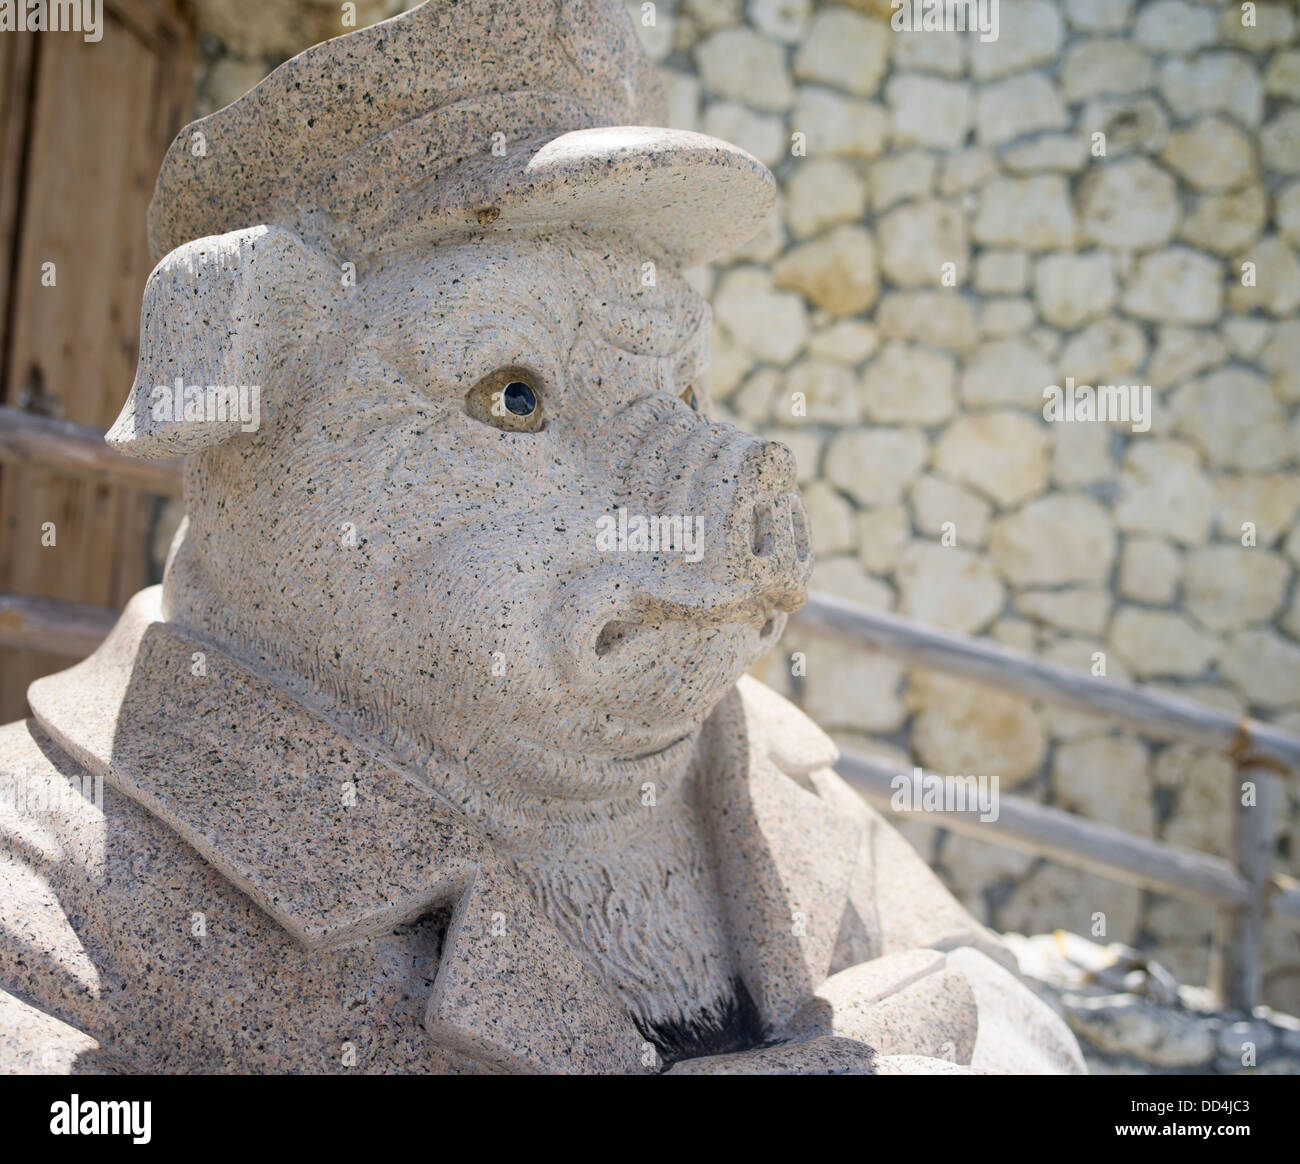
[{"x1": 109, "y1": 224, "x2": 812, "y2": 826}]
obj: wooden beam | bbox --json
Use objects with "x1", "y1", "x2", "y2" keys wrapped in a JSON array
[
  {"x1": 792, "y1": 591, "x2": 1300, "y2": 776},
  {"x1": 0, "y1": 32, "x2": 37, "y2": 387},
  {"x1": 0, "y1": 592, "x2": 117, "y2": 655},
  {"x1": 0, "y1": 405, "x2": 181, "y2": 495}
]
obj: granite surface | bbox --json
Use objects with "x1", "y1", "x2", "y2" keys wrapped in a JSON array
[{"x1": 0, "y1": 0, "x2": 1085, "y2": 1074}]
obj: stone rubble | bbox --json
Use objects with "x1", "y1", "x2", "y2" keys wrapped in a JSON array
[{"x1": 1007, "y1": 931, "x2": 1300, "y2": 1074}]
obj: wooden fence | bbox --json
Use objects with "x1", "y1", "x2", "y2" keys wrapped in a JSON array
[
  {"x1": 790, "y1": 591, "x2": 1300, "y2": 1012},
  {"x1": 0, "y1": 2, "x2": 195, "y2": 721}
]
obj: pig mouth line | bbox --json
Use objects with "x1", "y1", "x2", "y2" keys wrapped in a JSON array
[
  {"x1": 479, "y1": 723, "x2": 702, "y2": 800},
  {"x1": 592, "y1": 608, "x2": 784, "y2": 660},
  {"x1": 627, "y1": 732, "x2": 693, "y2": 761}
]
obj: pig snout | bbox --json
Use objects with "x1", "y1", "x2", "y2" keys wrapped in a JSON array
[
  {"x1": 728, "y1": 440, "x2": 813, "y2": 611},
  {"x1": 609, "y1": 395, "x2": 813, "y2": 616},
  {"x1": 543, "y1": 397, "x2": 813, "y2": 737}
]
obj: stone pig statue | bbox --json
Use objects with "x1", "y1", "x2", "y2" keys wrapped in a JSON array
[{"x1": 0, "y1": 0, "x2": 1084, "y2": 1074}]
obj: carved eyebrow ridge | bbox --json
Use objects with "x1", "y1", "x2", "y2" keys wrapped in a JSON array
[{"x1": 580, "y1": 294, "x2": 709, "y2": 364}]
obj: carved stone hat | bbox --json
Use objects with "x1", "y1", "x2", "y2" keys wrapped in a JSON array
[{"x1": 147, "y1": 0, "x2": 775, "y2": 269}]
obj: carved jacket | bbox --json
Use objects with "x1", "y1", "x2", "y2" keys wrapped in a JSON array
[{"x1": 0, "y1": 587, "x2": 1083, "y2": 1074}]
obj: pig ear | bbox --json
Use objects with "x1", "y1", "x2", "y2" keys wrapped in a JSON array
[{"x1": 107, "y1": 224, "x2": 337, "y2": 460}]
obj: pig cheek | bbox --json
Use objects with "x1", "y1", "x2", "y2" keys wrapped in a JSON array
[
  {"x1": 413, "y1": 557, "x2": 565, "y2": 729},
  {"x1": 554, "y1": 620, "x2": 755, "y2": 743},
  {"x1": 610, "y1": 623, "x2": 755, "y2": 719}
]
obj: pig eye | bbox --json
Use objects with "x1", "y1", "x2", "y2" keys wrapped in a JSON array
[
  {"x1": 680, "y1": 385, "x2": 701, "y2": 412},
  {"x1": 503, "y1": 381, "x2": 536, "y2": 415},
  {"x1": 465, "y1": 367, "x2": 545, "y2": 433}
]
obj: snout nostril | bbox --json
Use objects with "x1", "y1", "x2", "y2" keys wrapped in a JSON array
[
  {"x1": 791, "y1": 504, "x2": 810, "y2": 563},
  {"x1": 595, "y1": 620, "x2": 630, "y2": 658},
  {"x1": 752, "y1": 504, "x2": 775, "y2": 557}
]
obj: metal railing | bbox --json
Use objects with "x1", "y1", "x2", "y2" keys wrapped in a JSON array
[{"x1": 3, "y1": 404, "x2": 1298, "y2": 1010}]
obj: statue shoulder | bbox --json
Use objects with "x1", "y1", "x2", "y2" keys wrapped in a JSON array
[
  {"x1": 733, "y1": 674, "x2": 839, "y2": 785},
  {"x1": 731, "y1": 674, "x2": 874, "y2": 820},
  {"x1": 0, "y1": 718, "x2": 129, "y2": 1060}
]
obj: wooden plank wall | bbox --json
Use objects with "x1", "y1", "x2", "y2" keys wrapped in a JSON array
[{"x1": 0, "y1": 0, "x2": 195, "y2": 721}]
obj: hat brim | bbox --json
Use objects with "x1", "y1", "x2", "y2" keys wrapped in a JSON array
[{"x1": 381, "y1": 126, "x2": 776, "y2": 268}]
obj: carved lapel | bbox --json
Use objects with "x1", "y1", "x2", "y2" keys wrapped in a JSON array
[
  {"x1": 29, "y1": 587, "x2": 647, "y2": 1074},
  {"x1": 30, "y1": 589, "x2": 483, "y2": 951},
  {"x1": 424, "y1": 847, "x2": 651, "y2": 1074}
]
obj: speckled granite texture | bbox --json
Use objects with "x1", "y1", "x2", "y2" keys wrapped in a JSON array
[{"x1": 0, "y1": 0, "x2": 1084, "y2": 1074}]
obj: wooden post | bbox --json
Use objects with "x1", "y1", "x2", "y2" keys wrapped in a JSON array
[{"x1": 1211, "y1": 764, "x2": 1280, "y2": 1012}]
